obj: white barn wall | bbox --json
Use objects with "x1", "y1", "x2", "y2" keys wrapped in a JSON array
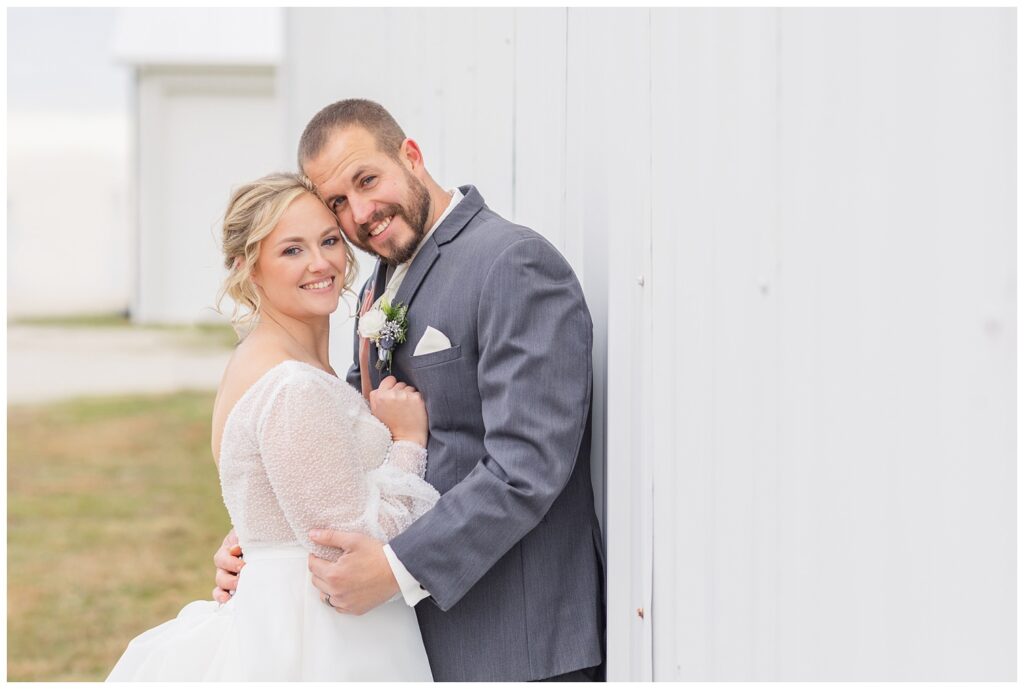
[
  {"x1": 282, "y1": 7, "x2": 1015, "y2": 681},
  {"x1": 773, "y1": 9, "x2": 1014, "y2": 679},
  {"x1": 650, "y1": 9, "x2": 784, "y2": 680},
  {"x1": 564, "y1": 8, "x2": 654, "y2": 681},
  {"x1": 649, "y1": 7, "x2": 1014, "y2": 681}
]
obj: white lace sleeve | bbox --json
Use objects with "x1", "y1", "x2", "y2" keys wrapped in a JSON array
[{"x1": 255, "y1": 370, "x2": 439, "y2": 560}]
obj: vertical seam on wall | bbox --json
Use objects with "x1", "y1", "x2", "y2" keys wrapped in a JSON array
[
  {"x1": 562, "y1": 8, "x2": 570, "y2": 257},
  {"x1": 646, "y1": 7, "x2": 656, "y2": 680},
  {"x1": 773, "y1": 7, "x2": 784, "y2": 680},
  {"x1": 708, "y1": 10, "x2": 718, "y2": 677},
  {"x1": 511, "y1": 9, "x2": 518, "y2": 219}
]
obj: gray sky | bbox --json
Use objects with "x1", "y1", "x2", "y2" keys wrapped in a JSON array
[{"x1": 8, "y1": 7, "x2": 129, "y2": 113}]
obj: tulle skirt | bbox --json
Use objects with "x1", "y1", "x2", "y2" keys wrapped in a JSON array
[{"x1": 107, "y1": 543, "x2": 433, "y2": 681}]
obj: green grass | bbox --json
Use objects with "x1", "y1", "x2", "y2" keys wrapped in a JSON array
[
  {"x1": 8, "y1": 391, "x2": 232, "y2": 681},
  {"x1": 10, "y1": 312, "x2": 240, "y2": 349},
  {"x1": 10, "y1": 312, "x2": 133, "y2": 328}
]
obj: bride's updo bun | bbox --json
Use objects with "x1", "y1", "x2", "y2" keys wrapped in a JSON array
[{"x1": 216, "y1": 172, "x2": 357, "y2": 335}]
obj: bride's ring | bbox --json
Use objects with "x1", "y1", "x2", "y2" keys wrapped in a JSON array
[{"x1": 322, "y1": 595, "x2": 337, "y2": 610}]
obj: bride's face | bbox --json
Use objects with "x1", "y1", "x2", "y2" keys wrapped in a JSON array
[{"x1": 251, "y1": 192, "x2": 348, "y2": 320}]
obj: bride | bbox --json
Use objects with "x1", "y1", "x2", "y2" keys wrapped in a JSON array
[{"x1": 107, "y1": 173, "x2": 438, "y2": 681}]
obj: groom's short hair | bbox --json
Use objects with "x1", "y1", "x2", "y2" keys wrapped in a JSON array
[{"x1": 298, "y1": 99, "x2": 407, "y2": 166}]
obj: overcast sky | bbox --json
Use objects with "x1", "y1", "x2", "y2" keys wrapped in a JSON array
[{"x1": 8, "y1": 8, "x2": 129, "y2": 114}]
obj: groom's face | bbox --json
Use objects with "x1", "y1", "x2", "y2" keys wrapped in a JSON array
[{"x1": 303, "y1": 126, "x2": 431, "y2": 266}]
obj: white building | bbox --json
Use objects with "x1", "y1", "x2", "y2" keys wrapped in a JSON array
[{"x1": 112, "y1": 8, "x2": 286, "y2": 324}]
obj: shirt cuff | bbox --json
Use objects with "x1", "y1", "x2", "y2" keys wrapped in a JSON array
[{"x1": 383, "y1": 543, "x2": 431, "y2": 607}]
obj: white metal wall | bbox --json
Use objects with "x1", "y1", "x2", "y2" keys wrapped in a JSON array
[
  {"x1": 646, "y1": 8, "x2": 1015, "y2": 681},
  {"x1": 283, "y1": 7, "x2": 1015, "y2": 681},
  {"x1": 566, "y1": 9, "x2": 656, "y2": 680}
]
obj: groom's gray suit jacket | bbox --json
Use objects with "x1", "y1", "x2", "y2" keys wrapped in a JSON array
[{"x1": 347, "y1": 186, "x2": 605, "y2": 681}]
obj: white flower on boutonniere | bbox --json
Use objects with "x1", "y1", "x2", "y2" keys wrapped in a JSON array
[
  {"x1": 357, "y1": 308, "x2": 387, "y2": 339},
  {"x1": 358, "y1": 300, "x2": 409, "y2": 374}
]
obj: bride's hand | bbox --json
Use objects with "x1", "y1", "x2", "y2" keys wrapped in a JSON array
[{"x1": 370, "y1": 376, "x2": 428, "y2": 447}]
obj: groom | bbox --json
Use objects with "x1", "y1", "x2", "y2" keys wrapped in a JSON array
[{"x1": 215, "y1": 99, "x2": 604, "y2": 681}]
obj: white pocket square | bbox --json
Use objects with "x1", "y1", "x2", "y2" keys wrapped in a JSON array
[{"x1": 413, "y1": 326, "x2": 453, "y2": 356}]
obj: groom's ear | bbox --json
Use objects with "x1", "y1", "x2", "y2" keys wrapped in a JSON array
[{"x1": 398, "y1": 138, "x2": 424, "y2": 172}]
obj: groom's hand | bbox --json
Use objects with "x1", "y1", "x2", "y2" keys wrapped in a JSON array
[
  {"x1": 307, "y1": 530, "x2": 399, "y2": 615},
  {"x1": 212, "y1": 529, "x2": 244, "y2": 603}
]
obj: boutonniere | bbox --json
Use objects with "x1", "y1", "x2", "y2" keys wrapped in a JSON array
[{"x1": 357, "y1": 299, "x2": 409, "y2": 374}]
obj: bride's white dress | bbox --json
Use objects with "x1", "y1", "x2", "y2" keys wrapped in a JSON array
[{"x1": 107, "y1": 360, "x2": 439, "y2": 681}]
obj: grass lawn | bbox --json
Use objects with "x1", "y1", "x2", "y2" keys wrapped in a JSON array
[
  {"x1": 9, "y1": 312, "x2": 135, "y2": 329},
  {"x1": 8, "y1": 391, "x2": 232, "y2": 681},
  {"x1": 9, "y1": 312, "x2": 240, "y2": 349}
]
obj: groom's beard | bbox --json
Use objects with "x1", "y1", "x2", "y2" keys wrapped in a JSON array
[{"x1": 357, "y1": 171, "x2": 432, "y2": 267}]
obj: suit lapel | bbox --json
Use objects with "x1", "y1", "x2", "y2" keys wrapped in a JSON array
[
  {"x1": 393, "y1": 240, "x2": 440, "y2": 309},
  {"x1": 392, "y1": 185, "x2": 486, "y2": 308}
]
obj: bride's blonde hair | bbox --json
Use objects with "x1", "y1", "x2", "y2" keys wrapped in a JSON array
[{"x1": 216, "y1": 172, "x2": 358, "y2": 335}]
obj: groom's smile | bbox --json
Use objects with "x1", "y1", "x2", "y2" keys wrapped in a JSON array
[
  {"x1": 361, "y1": 208, "x2": 402, "y2": 245},
  {"x1": 368, "y1": 215, "x2": 392, "y2": 238}
]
